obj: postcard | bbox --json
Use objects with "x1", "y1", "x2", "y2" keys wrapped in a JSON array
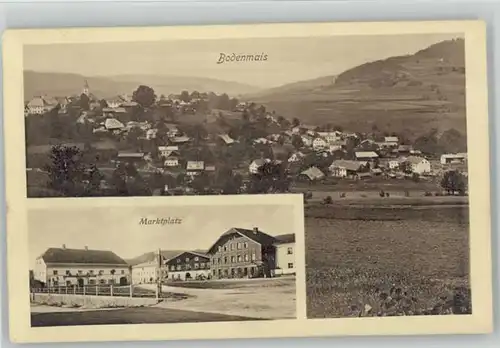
[{"x1": 2, "y1": 20, "x2": 493, "y2": 343}]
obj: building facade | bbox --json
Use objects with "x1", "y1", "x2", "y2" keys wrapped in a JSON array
[
  {"x1": 273, "y1": 234, "x2": 296, "y2": 276},
  {"x1": 33, "y1": 246, "x2": 130, "y2": 287},
  {"x1": 131, "y1": 253, "x2": 167, "y2": 285},
  {"x1": 165, "y1": 251, "x2": 211, "y2": 281},
  {"x1": 207, "y1": 227, "x2": 279, "y2": 279}
]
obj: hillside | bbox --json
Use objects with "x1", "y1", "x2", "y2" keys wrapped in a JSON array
[
  {"x1": 246, "y1": 38, "x2": 467, "y2": 139},
  {"x1": 126, "y1": 249, "x2": 207, "y2": 266},
  {"x1": 23, "y1": 71, "x2": 261, "y2": 101}
]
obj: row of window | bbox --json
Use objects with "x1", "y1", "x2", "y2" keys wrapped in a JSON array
[
  {"x1": 213, "y1": 253, "x2": 255, "y2": 265},
  {"x1": 170, "y1": 263, "x2": 207, "y2": 271},
  {"x1": 52, "y1": 269, "x2": 126, "y2": 276},
  {"x1": 217, "y1": 241, "x2": 249, "y2": 253},
  {"x1": 176, "y1": 256, "x2": 205, "y2": 263}
]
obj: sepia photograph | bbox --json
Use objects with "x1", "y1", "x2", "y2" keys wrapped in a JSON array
[
  {"x1": 22, "y1": 31, "x2": 473, "y2": 319},
  {"x1": 28, "y1": 198, "x2": 299, "y2": 327},
  {"x1": 3, "y1": 20, "x2": 492, "y2": 343}
]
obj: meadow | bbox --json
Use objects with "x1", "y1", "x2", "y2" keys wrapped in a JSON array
[{"x1": 305, "y1": 205, "x2": 470, "y2": 318}]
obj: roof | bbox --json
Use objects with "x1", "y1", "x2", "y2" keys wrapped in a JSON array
[
  {"x1": 405, "y1": 156, "x2": 427, "y2": 165},
  {"x1": 158, "y1": 145, "x2": 179, "y2": 151},
  {"x1": 274, "y1": 234, "x2": 295, "y2": 244},
  {"x1": 355, "y1": 151, "x2": 379, "y2": 158},
  {"x1": 118, "y1": 152, "x2": 144, "y2": 158},
  {"x1": 165, "y1": 251, "x2": 210, "y2": 265},
  {"x1": 39, "y1": 247, "x2": 128, "y2": 265},
  {"x1": 207, "y1": 227, "x2": 278, "y2": 254},
  {"x1": 330, "y1": 160, "x2": 367, "y2": 172},
  {"x1": 300, "y1": 166, "x2": 325, "y2": 180},
  {"x1": 251, "y1": 158, "x2": 270, "y2": 167},
  {"x1": 27, "y1": 96, "x2": 55, "y2": 108},
  {"x1": 441, "y1": 153, "x2": 467, "y2": 159},
  {"x1": 170, "y1": 136, "x2": 191, "y2": 143},
  {"x1": 218, "y1": 134, "x2": 235, "y2": 144},
  {"x1": 397, "y1": 145, "x2": 413, "y2": 151},
  {"x1": 384, "y1": 136, "x2": 399, "y2": 142},
  {"x1": 186, "y1": 161, "x2": 204, "y2": 170},
  {"x1": 105, "y1": 118, "x2": 125, "y2": 130}
]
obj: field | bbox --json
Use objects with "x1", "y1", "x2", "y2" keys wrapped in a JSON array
[
  {"x1": 31, "y1": 307, "x2": 261, "y2": 326},
  {"x1": 305, "y1": 204, "x2": 471, "y2": 318}
]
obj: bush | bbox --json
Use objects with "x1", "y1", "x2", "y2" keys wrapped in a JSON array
[
  {"x1": 323, "y1": 196, "x2": 333, "y2": 205},
  {"x1": 424, "y1": 192, "x2": 433, "y2": 197},
  {"x1": 434, "y1": 192, "x2": 443, "y2": 196},
  {"x1": 339, "y1": 192, "x2": 346, "y2": 198},
  {"x1": 379, "y1": 190, "x2": 385, "y2": 198},
  {"x1": 385, "y1": 192, "x2": 390, "y2": 197}
]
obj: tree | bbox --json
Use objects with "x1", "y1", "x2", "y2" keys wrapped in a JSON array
[
  {"x1": 132, "y1": 85, "x2": 157, "y2": 108},
  {"x1": 399, "y1": 161, "x2": 413, "y2": 174},
  {"x1": 292, "y1": 118, "x2": 300, "y2": 128},
  {"x1": 291, "y1": 135, "x2": 304, "y2": 149},
  {"x1": 45, "y1": 145, "x2": 86, "y2": 196},
  {"x1": 80, "y1": 93, "x2": 90, "y2": 111},
  {"x1": 99, "y1": 99, "x2": 109, "y2": 108},
  {"x1": 248, "y1": 161, "x2": 291, "y2": 194},
  {"x1": 180, "y1": 90, "x2": 191, "y2": 103},
  {"x1": 441, "y1": 170, "x2": 467, "y2": 195},
  {"x1": 83, "y1": 164, "x2": 104, "y2": 196},
  {"x1": 439, "y1": 128, "x2": 467, "y2": 153}
]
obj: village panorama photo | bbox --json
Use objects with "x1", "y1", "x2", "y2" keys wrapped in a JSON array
[
  {"x1": 20, "y1": 29, "x2": 475, "y2": 322},
  {"x1": 28, "y1": 199, "x2": 300, "y2": 327}
]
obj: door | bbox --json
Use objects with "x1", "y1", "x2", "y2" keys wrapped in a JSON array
[{"x1": 77, "y1": 278, "x2": 84, "y2": 287}]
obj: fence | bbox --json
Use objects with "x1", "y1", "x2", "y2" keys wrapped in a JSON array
[{"x1": 31, "y1": 284, "x2": 163, "y2": 298}]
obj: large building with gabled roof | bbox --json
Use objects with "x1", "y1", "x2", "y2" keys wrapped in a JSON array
[
  {"x1": 206, "y1": 227, "x2": 294, "y2": 279},
  {"x1": 165, "y1": 251, "x2": 211, "y2": 281},
  {"x1": 33, "y1": 245, "x2": 130, "y2": 287}
]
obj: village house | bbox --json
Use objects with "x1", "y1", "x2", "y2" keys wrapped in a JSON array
[
  {"x1": 273, "y1": 234, "x2": 296, "y2": 276},
  {"x1": 26, "y1": 96, "x2": 59, "y2": 115},
  {"x1": 301, "y1": 135, "x2": 313, "y2": 147},
  {"x1": 329, "y1": 160, "x2": 368, "y2": 178},
  {"x1": 131, "y1": 252, "x2": 167, "y2": 285},
  {"x1": 312, "y1": 137, "x2": 328, "y2": 151},
  {"x1": 158, "y1": 145, "x2": 179, "y2": 158},
  {"x1": 164, "y1": 156, "x2": 179, "y2": 167},
  {"x1": 104, "y1": 118, "x2": 125, "y2": 131},
  {"x1": 317, "y1": 131, "x2": 343, "y2": 143},
  {"x1": 117, "y1": 152, "x2": 145, "y2": 162},
  {"x1": 388, "y1": 160, "x2": 400, "y2": 170},
  {"x1": 33, "y1": 246, "x2": 130, "y2": 287},
  {"x1": 249, "y1": 158, "x2": 271, "y2": 174},
  {"x1": 299, "y1": 166, "x2": 325, "y2": 181},
  {"x1": 292, "y1": 126, "x2": 302, "y2": 134},
  {"x1": 207, "y1": 227, "x2": 280, "y2": 279},
  {"x1": 254, "y1": 137, "x2": 272, "y2": 145},
  {"x1": 164, "y1": 124, "x2": 180, "y2": 138},
  {"x1": 329, "y1": 140, "x2": 347, "y2": 152},
  {"x1": 288, "y1": 152, "x2": 305, "y2": 163},
  {"x1": 105, "y1": 96, "x2": 126, "y2": 109},
  {"x1": 405, "y1": 156, "x2": 432, "y2": 174},
  {"x1": 384, "y1": 136, "x2": 399, "y2": 146},
  {"x1": 218, "y1": 134, "x2": 236, "y2": 145},
  {"x1": 170, "y1": 136, "x2": 191, "y2": 145},
  {"x1": 440, "y1": 153, "x2": 467, "y2": 165},
  {"x1": 186, "y1": 161, "x2": 204, "y2": 176},
  {"x1": 355, "y1": 151, "x2": 379, "y2": 161},
  {"x1": 166, "y1": 251, "x2": 211, "y2": 281}
]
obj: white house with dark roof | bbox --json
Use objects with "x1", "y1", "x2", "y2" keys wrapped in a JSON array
[
  {"x1": 405, "y1": 156, "x2": 431, "y2": 174},
  {"x1": 33, "y1": 246, "x2": 130, "y2": 287},
  {"x1": 273, "y1": 234, "x2": 296, "y2": 276},
  {"x1": 131, "y1": 252, "x2": 167, "y2": 285},
  {"x1": 312, "y1": 137, "x2": 328, "y2": 150},
  {"x1": 26, "y1": 96, "x2": 59, "y2": 115},
  {"x1": 249, "y1": 158, "x2": 271, "y2": 174},
  {"x1": 186, "y1": 161, "x2": 204, "y2": 176},
  {"x1": 355, "y1": 151, "x2": 379, "y2": 161}
]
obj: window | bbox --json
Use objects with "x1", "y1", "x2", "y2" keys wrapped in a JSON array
[
  {"x1": 65, "y1": 270, "x2": 70, "y2": 276},
  {"x1": 288, "y1": 263, "x2": 294, "y2": 269},
  {"x1": 89, "y1": 270, "x2": 94, "y2": 275},
  {"x1": 231, "y1": 256, "x2": 235, "y2": 263},
  {"x1": 243, "y1": 242, "x2": 248, "y2": 249},
  {"x1": 224, "y1": 257, "x2": 228, "y2": 264},
  {"x1": 237, "y1": 255, "x2": 242, "y2": 262},
  {"x1": 230, "y1": 243, "x2": 234, "y2": 250},
  {"x1": 99, "y1": 279, "x2": 106, "y2": 284},
  {"x1": 237, "y1": 242, "x2": 242, "y2": 250},
  {"x1": 251, "y1": 253, "x2": 256, "y2": 261},
  {"x1": 89, "y1": 279, "x2": 96, "y2": 285},
  {"x1": 218, "y1": 258, "x2": 221, "y2": 264},
  {"x1": 121, "y1": 270, "x2": 125, "y2": 275},
  {"x1": 223, "y1": 246, "x2": 227, "y2": 252},
  {"x1": 185, "y1": 257, "x2": 190, "y2": 262},
  {"x1": 99, "y1": 270, "x2": 104, "y2": 275},
  {"x1": 218, "y1": 246, "x2": 222, "y2": 252},
  {"x1": 171, "y1": 266, "x2": 175, "y2": 271},
  {"x1": 176, "y1": 265, "x2": 181, "y2": 271},
  {"x1": 244, "y1": 254, "x2": 249, "y2": 262},
  {"x1": 194, "y1": 257, "x2": 199, "y2": 261},
  {"x1": 194, "y1": 263, "x2": 199, "y2": 269},
  {"x1": 200, "y1": 262, "x2": 205, "y2": 268},
  {"x1": 212, "y1": 259, "x2": 216, "y2": 264},
  {"x1": 78, "y1": 270, "x2": 83, "y2": 275},
  {"x1": 287, "y1": 247, "x2": 293, "y2": 255},
  {"x1": 53, "y1": 270, "x2": 58, "y2": 275},
  {"x1": 213, "y1": 270, "x2": 216, "y2": 275}
]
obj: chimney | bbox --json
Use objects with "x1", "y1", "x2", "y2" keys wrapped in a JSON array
[
  {"x1": 62, "y1": 244, "x2": 66, "y2": 249},
  {"x1": 253, "y1": 227, "x2": 259, "y2": 234},
  {"x1": 84, "y1": 246, "x2": 88, "y2": 251}
]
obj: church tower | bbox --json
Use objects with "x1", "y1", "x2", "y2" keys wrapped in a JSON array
[{"x1": 83, "y1": 79, "x2": 90, "y2": 96}]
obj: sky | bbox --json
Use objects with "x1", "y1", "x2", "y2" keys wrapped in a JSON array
[
  {"x1": 24, "y1": 33, "x2": 462, "y2": 89},
  {"x1": 28, "y1": 203, "x2": 296, "y2": 268}
]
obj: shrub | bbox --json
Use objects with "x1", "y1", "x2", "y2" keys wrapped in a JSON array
[
  {"x1": 379, "y1": 190, "x2": 385, "y2": 198},
  {"x1": 434, "y1": 192, "x2": 443, "y2": 196},
  {"x1": 323, "y1": 196, "x2": 333, "y2": 205},
  {"x1": 424, "y1": 191, "x2": 433, "y2": 197},
  {"x1": 385, "y1": 192, "x2": 390, "y2": 197},
  {"x1": 339, "y1": 192, "x2": 346, "y2": 198}
]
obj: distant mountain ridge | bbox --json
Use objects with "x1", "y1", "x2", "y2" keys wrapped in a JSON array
[
  {"x1": 23, "y1": 71, "x2": 261, "y2": 101},
  {"x1": 244, "y1": 38, "x2": 467, "y2": 138}
]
